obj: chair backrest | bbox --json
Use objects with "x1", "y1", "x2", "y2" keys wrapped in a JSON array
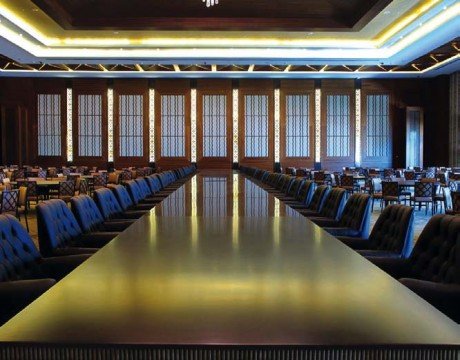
[
  {"x1": 371, "y1": 178, "x2": 382, "y2": 194},
  {"x1": 146, "y1": 176, "x2": 162, "y2": 193},
  {"x1": 16, "y1": 180, "x2": 37, "y2": 197},
  {"x1": 295, "y1": 180, "x2": 314, "y2": 204},
  {"x1": 404, "y1": 171, "x2": 416, "y2": 180},
  {"x1": 36, "y1": 199, "x2": 83, "y2": 257},
  {"x1": 59, "y1": 180, "x2": 75, "y2": 197},
  {"x1": 111, "y1": 184, "x2": 135, "y2": 210},
  {"x1": 121, "y1": 170, "x2": 132, "y2": 181},
  {"x1": 287, "y1": 178, "x2": 304, "y2": 198},
  {"x1": 369, "y1": 205, "x2": 415, "y2": 258},
  {"x1": 307, "y1": 185, "x2": 329, "y2": 211},
  {"x1": 408, "y1": 214, "x2": 460, "y2": 284},
  {"x1": 94, "y1": 188, "x2": 124, "y2": 219},
  {"x1": 125, "y1": 181, "x2": 144, "y2": 205},
  {"x1": 71, "y1": 195, "x2": 105, "y2": 233},
  {"x1": 0, "y1": 190, "x2": 19, "y2": 213},
  {"x1": 338, "y1": 194, "x2": 372, "y2": 238},
  {"x1": 318, "y1": 187, "x2": 347, "y2": 220},
  {"x1": 93, "y1": 174, "x2": 107, "y2": 187},
  {"x1": 313, "y1": 171, "x2": 325, "y2": 181},
  {"x1": 452, "y1": 191, "x2": 460, "y2": 212},
  {"x1": 414, "y1": 181, "x2": 434, "y2": 198},
  {"x1": 383, "y1": 168, "x2": 394, "y2": 179},
  {"x1": 0, "y1": 214, "x2": 41, "y2": 281},
  {"x1": 340, "y1": 175, "x2": 354, "y2": 187},
  {"x1": 18, "y1": 186, "x2": 28, "y2": 207},
  {"x1": 382, "y1": 181, "x2": 399, "y2": 197},
  {"x1": 108, "y1": 172, "x2": 120, "y2": 184},
  {"x1": 135, "y1": 178, "x2": 153, "y2": 198}
]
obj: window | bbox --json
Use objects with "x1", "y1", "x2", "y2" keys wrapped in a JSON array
[
  {"x1": 203, "y1": 95, "x2": 227, "y2": 157},
  {"x1": 37, "y1": 94, "x2": 61, "y2": 156},
  {"x1": 244, "y1": 95, "x2": 268, "y2": 157},
  {"x1": 366, "y1": 95, "x2": 390, "y2": 157},
  {"x1": 78, "y1": 95, "x2": 102, "y2": 157},
  {"x1": 161, "y1": 95, "x2": 185, "y2": 157},
  {"x1": 286, "y1": 95, "x2": 310, "y2": 157},
  {"x1": 326, "y1": 95, "x2": 350, "y2": 157},
  {"x1": 119, "y1": 95, "x2": 143, "y2": 157}
]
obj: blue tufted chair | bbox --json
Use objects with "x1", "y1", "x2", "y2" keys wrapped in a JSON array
[
  {"x1": 370, "y1": 214, "x2": 460, "y2": 323},
  {"x1": 71, "y1": 195, "x2": 134, "y2": 233},
  {"x1": 36, "y1": 199, "x2": 116, "y2": 257},
  {"x1": 0, "y1": 214, "x2": 89, "y2": 324},
  {"x1": 284, "y1": 181, "x2": 315, "y2": 208},
  {"x1": 294, "y1": 185, "x2": 330, "y2": 214},
  {"x1": 134, "y1": 178, "x2": 165, "y2": 203},
  {"x1": 276, "y1": 178, "x2": 304, "y2": 201},
  {"x1": 145, "y1": 176, "x2": 169, "y2": 198},
  {"x1": 110, "y1": 184, "x2": 154, "y2": 212},
  {"x1": 298, "y1": 187, "x2": 346, "y2": 221},
  {"x1": 313, "y1": 193, "x2": 372, "y2": 238},
  {"x1": 337, "y1": 204, "x2": 414, "y2": 258},
  {"x1": 93, "y1": 188, "x2": 147, "y2": 220}
]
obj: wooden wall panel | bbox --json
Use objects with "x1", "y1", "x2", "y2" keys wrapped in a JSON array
[
  {"x1": 72, "y1": 79, "x2": 108, "y2": 169},
  {"x1": 113, "y1": 79, "x2": 149, "y2": 168},
  {"x1": 154, "y1": 79, "x2": 191, "y2": 170},
  {"x1": 196, "y1": 79, "x2": 233, "y2": 169},
  {"x1": 321, "y1": 80, "x2": 355, "y2": 171},
  {"x1": 238, "y1": 79, "x2": 274, "y2": 171},
  {"x1": 279, "y1": 80, "x2": 315, "y2": 170}
]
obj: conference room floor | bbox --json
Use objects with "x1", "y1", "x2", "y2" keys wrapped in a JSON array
[{"x1": 22, "y1": 172, "x2": 433, "y2": 248}]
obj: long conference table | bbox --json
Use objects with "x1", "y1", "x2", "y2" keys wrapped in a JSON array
[{"x1": 0, "y1": 171, "x2": 459, "y2": 359}]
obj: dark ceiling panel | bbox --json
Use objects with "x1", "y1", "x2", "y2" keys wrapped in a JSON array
[{"x1": 31, "y1": 0, "x2": 391, "y2": 31}]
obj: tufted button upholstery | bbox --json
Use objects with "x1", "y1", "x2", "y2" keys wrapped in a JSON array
[
  {"x1": 312, "y1": 187, "x2": 347, "y2": 220},
  {"x1": 370, "y1": 214, "x2": 460, "y2": 322},
  {"x1": 93, "y1": 188, "x2": 123, "y2": 219},
  {"x1": 37, "y1": 200, "x2": 83, "y2": 257},
  {"x1": 70, "y1": 195, "x2": 105, "y2": 233},
  {"x1": 321, "y1": 194, "x2": 372, "y2": 238},
  {"x1": 113, "y1": 184, "x2": 155, "y2": 211}
]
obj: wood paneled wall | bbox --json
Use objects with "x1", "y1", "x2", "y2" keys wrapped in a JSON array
[{"x1": 0, "y1": 76, "x2": 452, "y2": 170}]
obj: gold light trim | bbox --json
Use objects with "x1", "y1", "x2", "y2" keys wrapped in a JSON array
[
  {"x1": 66, "y1": 88, "x2": 73, "y2": 162},
  {"x1": 315, "y1": 88, "x2": 321, "y2": 163},
  {"x1": 355, "y1": 89, "x2": 361, "y2": 166},
  {"x1": 274, "y1": 88, "x2": 280, "y2": 163},
  {"x1": 191, "y1": 88, "x2": 197, "y2": 163},
  {"x1": 149, "y1": 88, "x2": 155, "y2": 162},
  {"x1": 107, "y1": 88, "x2": 114, "y2": 162},
  {"x1": 232, "y1": 89, "x2": 239, "y2": 163}
]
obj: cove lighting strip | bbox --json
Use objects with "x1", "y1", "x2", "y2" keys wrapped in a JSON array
[
  {"x1": 274, "y1": 88, "x2": 280, "y2": 163},
  {"x1": 149, "y1": 88, "x2": 155, "y2": 162},
  {"x1": 315, "y1": 88, "x2": 321, "y2": 163},
  {"x1": 191, "y1": 88, "x2": 197, "y2": 163},
  {"x1": 355, "y1": 89, "x2": 362, "y2": 166},
  {"x1": 66, "y1": 88, "x2": 73, "y2": 162},
  {"x1": 232, "y1": 89, "x2": 239, "y2": 163},
  {"x1": 107, "y1": 88, "x2": 114, "y2": 162}
]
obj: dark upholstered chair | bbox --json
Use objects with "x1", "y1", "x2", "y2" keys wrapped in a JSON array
[
  {"x1": 382, "y1": 181, "x2": 406, "y2": 206},
  {"x1": 276, "y1": 178, "x2": 304, "y2": 202},
  {"x1": 134, "y1": 178, "x2": 165, "y2": 203},
  {"x1": 145, "y1": 176, "x2": 169, "y2": 199},
  {"x1": 316, "y1": 193, "x2": 372, "y2": 238},
  {"x1": 36, "y1": 199, "x2": 116, "y2": 257},
  {"x1": 293, "y1": 185, "x2": 329, "y2": 214},
  {"x1": 0, "y1": 214, "x2": 89, "y2": 324},
  {"x1": 111, "y1": 184, "x2": 155, "y2": 211},
  {"x1": 71, "y1": 195, "x2": 134, "y2": 233},
  {"x1": 300, "y1": 188, "x2": 346, "y2": 223},
  {"x1": 410, "y1": 181, "x2": 435, "y2": 215},
  {"x1": 369, "y1": 215, "x2": 460, "y2": 322},
  {"x1": 338, "y1": 204, "x2": 414, "y2": 259},
  {"x1": 94, "y1": 188, "x2": 147, "y2": 220},
  {"x1": 283, "y1": 180, "x2": 314, "y2": 207}
]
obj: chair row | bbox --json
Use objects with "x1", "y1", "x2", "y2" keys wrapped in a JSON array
[
  {"x1": 240, "y1": 166, "x2": 460, "y2": 323},
  {"x1": 0, "y1": 165, "x2": 196, "y2": 325}
]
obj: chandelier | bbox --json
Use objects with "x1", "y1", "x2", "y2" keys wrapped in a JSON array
[{"x1": 202, "y1": 0, "x2": 219, "y2": 7}]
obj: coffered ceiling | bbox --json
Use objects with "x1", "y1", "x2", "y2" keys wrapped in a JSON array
[{"x1": 0, "y1": 0, "x2": 458, "y2": 78}]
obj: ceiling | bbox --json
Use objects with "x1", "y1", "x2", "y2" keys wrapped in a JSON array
[
  {"x1": 0, "y1": 0, "x2": 458, "y2": 78},
  {"x1": 30, "y1": 0, "x2": 391, "y2": 31}
]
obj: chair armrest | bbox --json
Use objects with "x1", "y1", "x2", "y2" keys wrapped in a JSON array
[
  {"x1": 336, "y1": 237, "x2": 370, "y2": 250},
  {"x1": 367, "y1": 257, "x2": 411, "y2": 279},
  {"x1": 78, "y1": 232, "x2": 119, "y2": 248},
  {"x1": 399, "y1": 278, "x2": 460, "y2": 322},
  {"x1": 308, "y1": 218, "x2": 338, "y2": 227},
  {"x1": 52, "y1": 247, "x2": 98, "y2": 257},
  {"x1": 38, "y1": 255, "x2": 90, "y2": 280},
  {"x1": 324, "y1": 227, "x2": 360, "y2": 237},
  {"x1": 101, "y1": 220, "x2": 133, "y2": 232},
  {"x1": 0, "y1": 279, "x2": 55, "y2": 325}
]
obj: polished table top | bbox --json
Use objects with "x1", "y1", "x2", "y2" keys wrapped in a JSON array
[{"x1": 0, "y1": 171, "x2": 459, "y2": 347}]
